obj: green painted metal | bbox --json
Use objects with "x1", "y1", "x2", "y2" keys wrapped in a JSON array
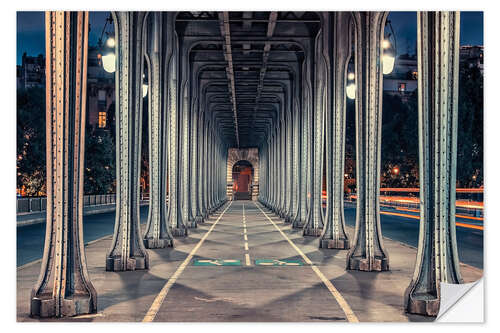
[
  {"x1": 193, "y1": 259, "x2": 241, "y2": 266},
  {"x1": 255, "y1": 259, "x2": 303, "y2": 266}
]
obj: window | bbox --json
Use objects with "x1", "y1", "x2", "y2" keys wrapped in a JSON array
[
  {"x1": 98, "y1": 90, "x2": 107, "y2": 108},
  {"x1": 398, "y1": 82, "x2": 406, "y2": 92},
  {"x1": 98, "y1": 111, "x2": 107, "y2": 128}
]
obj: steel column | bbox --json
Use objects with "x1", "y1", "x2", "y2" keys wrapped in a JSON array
[
  {"x1": 320, "y1": 12, "x2": 351, "y2": 249},
  {"x1": 31, "y1": 11, "x2": 97, "y2": 317},
  {"x1": 106, "y1": 11, "x2": 150, "y2": 271},
  {"x1": 304, "y1": 18, "x2": 327, "y2": 237},
  {"x1": 164, "y1": 12, "x2": 188, "y2": 237},
  {"x1": 143, "y1": 12, "x2": 174, "y2": 248},
  {"x1": 404, "y1": 11, "x2": 463, "y2": 317},
  {"x1": 346, "y1": 11, "x2": 389, "y2": 271}
]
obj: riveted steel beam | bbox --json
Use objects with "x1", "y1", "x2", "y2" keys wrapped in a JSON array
[
  {"x1": 218, "y1": 12, "x2": 240, "y2": 147},
  {"x1": 405, "y1": 11, "x2": 463, "y2": 317},
  {"x1": 143, "y1": 12, "x2": 174, "y2": 249},
  {"x1": 303, "y1": 19, "x2": 327, "y2": 236},
  {"x1": 164, "y1": 12, "x2": 188, "y2": 237},
  {"x1": 31, "y1": 11, "x2": 96, "y2": 318},
  {"x1": 320, "y1": 12, "x2": 351, "y2": 249},
  {"x1": 346, "y1": 11, "x2": 389, "y2": 272},
  {"x1": 106, "y1": 11, "x2": 150, "y2": 272}
]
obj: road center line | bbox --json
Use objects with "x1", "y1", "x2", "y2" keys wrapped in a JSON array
[
  {"x1": 254, "y1": 202, "x2": 359, "y2": 323},
  {"x1": 142, "y1": 201, "x2": 233, "y2": 322}
]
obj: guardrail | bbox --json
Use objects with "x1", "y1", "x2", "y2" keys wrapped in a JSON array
[{"x1": 16, "y1": 193, "x2": 151, "y2": 214}]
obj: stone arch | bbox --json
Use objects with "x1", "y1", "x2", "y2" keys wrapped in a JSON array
[{"x1": 227, "y1": 148, "x2": 259, "y2": 200}]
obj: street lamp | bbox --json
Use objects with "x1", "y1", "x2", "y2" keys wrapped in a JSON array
[
  {"x1": 346, "y1": 57, "x2": 356, "y2": 100},
  {"x1": 102, "y1": 53, "x2": 116, "y2": 73},
  {"x1": 142, "y1": 74, "x2": 148, "y2": 98},
  {"x1": 97, "y1": 14, "x2": 116, "y2": 73},
  {"x1": 382, "y1": 20, "x2": 397, "y2": 75}
]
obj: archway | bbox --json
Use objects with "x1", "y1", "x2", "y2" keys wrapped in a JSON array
[{"x1": 232, "y1": 160, "x2": 254, "y2": 200}]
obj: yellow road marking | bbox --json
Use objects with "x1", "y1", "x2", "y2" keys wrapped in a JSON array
[
  {"x1": 254, "y1": 202, "x2": 359, "y2": 323},
  {"x1": 244, "y1": 234, "x2": 248, "y2": 241},
  {"x1": 245, "y1": 253, "x2": 251, "y2": 266},
  {"x1": 244, "y1": 242, "x2": 249, "y2": 251},
  {"x1": 142, "y1": 201, "x2": 233, "y2": 322},
  {"x1": 243, "y1": 228, "x2": 247, "y2": 234}
]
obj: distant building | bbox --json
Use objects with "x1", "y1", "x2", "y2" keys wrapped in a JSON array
[
  {"x1": 86, "y1": 46, "x2": 115, "y2": 131},
  {"x1": 17, "y1": 48, "x2": 116, "y2": 131},
  {"x1": 460, "y1": 45, "x2": 483, "y2": 73},
  {"x1": 383, "y1": 54, "x2": 418, "y2": 102},
  {"x1": 17, "y1": 53, "x2": 45, "y2": 89},
  {"x1": 383, "y1": 45, "x2": 483, "y2": 102}
]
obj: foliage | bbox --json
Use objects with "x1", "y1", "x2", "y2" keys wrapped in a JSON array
[
  {"x1": 17, "y1": 87, "x2": 46, "y2": 196},
  {"x1": 380, "y1": 91, "x2": 419, "y2": 187},
  {"x1": 457, "y1": 63, "x2": 483, "y2": 187},
  {"x1": 84, "y1": 126, "x2": 116, "y2": 194}
]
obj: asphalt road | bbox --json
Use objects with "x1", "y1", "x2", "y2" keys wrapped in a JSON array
[
  {"x1": 343, "y1": 205, "x2": 484, "y2": 269},
  {"x1": 16, "y1": 206, "x2": 149, "y2": 267},
  {"x1": 17, "y1": 203, "x2": 483, "y2": 270}
]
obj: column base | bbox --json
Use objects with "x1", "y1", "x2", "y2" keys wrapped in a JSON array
[
  {"x1": 406, "y1": 294, "x2": 440, "y2": 317},
  {"x1": 292, "y1": 219, "x2": 305, "y2": 229},
  {"x1": 284, "y1": 215, "x2": 292, "y2": 224},
  {"x1": 106, "y1": 256, "x2": 148, "y2": 271},
  {"x1": 31, "y1": 295, "x2": 96, "y2": 318},
  {"x1": 194, "y1": 215, "x2": 205, "y2": 224},
  {"x1": 303, "y1": 228, "x2": 323, "y2": 237},
  {"x1": 188, "y1": 220, "x2": 197, "y2": 228},
  {"x1": 319, "y1": 238, "x2": 350, "y2": 249},
  {"x1": 144, "y1": 238, "x2": 174, "y2": 249},
  {"x1": 171, "y1": 227, "x2": 188, "y2": 237},
  {"x1": 347, "y1": 256, "x2": 389, "y2": 271}
]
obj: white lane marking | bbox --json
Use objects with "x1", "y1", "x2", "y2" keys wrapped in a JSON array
[
  {"x1": 254, "y1": 202, "x2": 359, "y2": 323},
  {"x1": 142, "y1": 201, "x2": 233, "y2": 322}
]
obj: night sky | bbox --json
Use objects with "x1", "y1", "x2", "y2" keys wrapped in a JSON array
[{"x1": 16, "y1": 11, "x2": 483, "y2": 65}]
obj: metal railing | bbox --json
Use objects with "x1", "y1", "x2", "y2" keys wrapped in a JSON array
[{"x1": 17, "y1": 194, "x2": 117, "y2": 214}]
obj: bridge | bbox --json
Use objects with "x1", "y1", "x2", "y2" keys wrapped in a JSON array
[{"x1": 18, "y1": 11, "x2": 481, "y2": 321}]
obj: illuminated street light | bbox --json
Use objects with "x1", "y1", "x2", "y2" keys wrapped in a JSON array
[
  {"x1": 142, "y1": 74, "x2": 148, "y2": 98},
  {"x1": 106, "y1": 37, "x2": 115, "y2": 48},
  {"x1": 382, "y1": 20, "x2": 397, "y2": 75},
  {"x1": 393, "y1": 167, "x2": 399, "y2": 175},
  {"x1": 346, "y1": 83, "x2": 356, "y2": 100},
  {"x1": 346, "y1": 57, "x2": 355, "y2": 100},
  {"x1": 102, "y1": 53, "x2": 116, "y2": 73}
]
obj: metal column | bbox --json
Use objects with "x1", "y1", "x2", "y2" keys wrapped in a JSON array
[
  {"x1": 346, "y1": 11, "x2": 389, "y2": 271},
  {"x1": 31, "y1": 11, "x2": 97, "y2": 317},
  {"x1": 405, "y1": 11, "x2": 463, "y2": 317},
  {"x1": 303, "y1": 18, "x2": 327, "y2": 237},
  {"x1": 143, "y1": 12, "x2": 174, "y2": 249},
  {"x1": 106, "y1": 11, "x2": 150, "y2": 271},
  {"x1": 320, "y1": 12, "x2": 351, "y2": 249}
]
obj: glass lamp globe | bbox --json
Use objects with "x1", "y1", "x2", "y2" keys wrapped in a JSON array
[
  {"x1": 102, "y1": 53, "x2": 116, "y2": 73},
  {"x1": 382, "y1": 54, "x2": 395, "y2": 75},
  {"x1": 142, "y1": 83, "x2": 148, "y2": 98},
  {"x1": 346, "y1": 83, "x2": 356, "y2": 100},
  {"x1": 106, "y1": 37, "x2": 115, "y2": 48}
]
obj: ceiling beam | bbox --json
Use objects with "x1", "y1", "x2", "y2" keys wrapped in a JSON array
[{"x1": 218, "y1": 11, "x2": 240, "y2": 147}]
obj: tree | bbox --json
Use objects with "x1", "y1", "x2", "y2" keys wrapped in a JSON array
[
  {"x1": 380, "y1": 91, "x2": 419, "y2": 188},
  {"x1": 17, "y1": 87, "x2": 46, "y2": 196},
  {"x1": 457, "y1": 63, "x2": 483, "y2": 188},
  {"x1": 84, "y1": 126, "x2": 116, "y2": 194}
]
